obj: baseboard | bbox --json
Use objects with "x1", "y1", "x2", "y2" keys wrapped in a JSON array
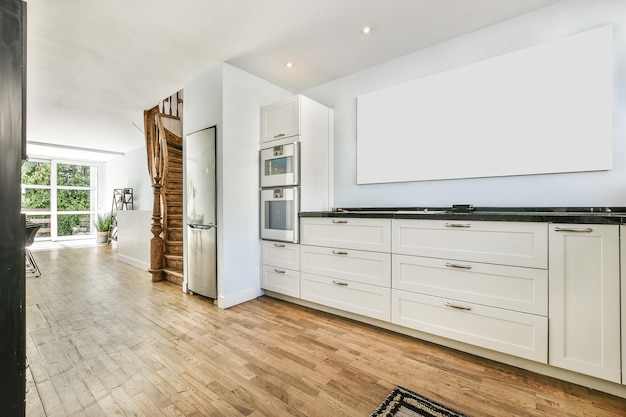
[
  {"x1": 117, "y1": 254, "x2": 149, "y2": 271},
  {"x1": 217, "y1": 287, "x2": 260, "y2": 309}
]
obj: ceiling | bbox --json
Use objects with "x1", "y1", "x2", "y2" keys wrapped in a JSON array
[{"x1": 24, "y1": 0, "x2": 557, "y2": 160}]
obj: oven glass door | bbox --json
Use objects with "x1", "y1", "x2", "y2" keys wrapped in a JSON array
[
  {"x1": 260, "y1": 142, "x2": 300, "y2": 187},
  {"x1": 260, "y1": 187, "x2": 299, "y2": 243}
]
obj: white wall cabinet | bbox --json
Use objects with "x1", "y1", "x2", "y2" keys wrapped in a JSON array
[
  {"x1": 261, "y1": 95, "x2": 300, "y2": 143},
  {"x1": 260, "y1": 94, "x2": 334, "y2": 212},
  {"x1": 548, "y1": 224, "x2": 621, "y2": 383}
]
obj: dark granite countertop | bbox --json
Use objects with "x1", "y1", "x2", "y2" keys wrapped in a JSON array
[{"x1": 299, "y1": 206, "x2": 626, "y2": 224}]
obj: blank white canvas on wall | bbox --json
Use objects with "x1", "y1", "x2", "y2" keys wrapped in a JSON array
[{"x1": 356, "y1": 24, "x2": 614, "y2": 184}]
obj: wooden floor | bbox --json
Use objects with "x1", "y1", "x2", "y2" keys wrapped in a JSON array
[{"x1": 25, "y1": 245, "x2": 626, "y2": 417}]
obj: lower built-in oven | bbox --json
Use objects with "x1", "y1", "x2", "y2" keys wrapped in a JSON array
[
  {"x1": 260, "y1": 142, "x2": 300, "y2": 188},
  {"x1": 260, "y1": 186, "x2": 299, "y2": 243}
]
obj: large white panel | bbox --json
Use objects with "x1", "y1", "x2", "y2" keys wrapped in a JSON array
[{"x1": 357, "y1": 25, "x2": 613, "y2": 184}]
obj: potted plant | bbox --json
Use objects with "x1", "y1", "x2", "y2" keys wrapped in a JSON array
[{"x1": 93, "y1": 212, "x2": 112, "y2": 244}]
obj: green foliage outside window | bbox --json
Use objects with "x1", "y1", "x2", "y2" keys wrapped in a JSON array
[{"x1": 21, "y1": 161, "x2": 95, "y2": 237}]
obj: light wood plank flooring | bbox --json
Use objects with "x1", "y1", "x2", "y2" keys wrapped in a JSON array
[{"x1": 25, "y1": 245, "x2": 626, "y2": 416}]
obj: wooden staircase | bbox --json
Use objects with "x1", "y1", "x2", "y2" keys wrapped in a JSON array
[{"x1": 144, "y1": 92, "x2": 185, "y2": 284}]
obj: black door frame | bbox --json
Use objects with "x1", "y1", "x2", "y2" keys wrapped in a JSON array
[{"x1": 0, "y1": 0, "x2": 27, "y2": 416}]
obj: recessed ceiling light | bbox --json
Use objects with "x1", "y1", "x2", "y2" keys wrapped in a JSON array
[
  {"x1": 362, "y1": 26, "x2": 371, "y2": 34},
  {"x1": 286, "y1": 62, "x2": 294, "y2": 68}
]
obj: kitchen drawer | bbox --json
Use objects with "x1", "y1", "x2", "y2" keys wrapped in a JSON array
[
  {"x1": 392, "y1": 289, "x2": 548, "y2": 363},
  {"x1": 262, "y1": 240, "x2": 300, "y2": 270},
  {"x1": 262, "y1": 265, "x2": 300, "y2": 298},
  {"x1": 392, "y1": 219, "x2": 548, "y2": 268},
  {"x1": 300, "y1": 217, "x2": 391, "y2": 252},
  {"x1": 301, "y1": 272, "x2": 391, "y2": 321},
  {"x1": 392, "y1": 254, "x2": 547, "y2": 315},
  {"x1": 301, "y1": 245, "x2": 391, "y2": 287}
]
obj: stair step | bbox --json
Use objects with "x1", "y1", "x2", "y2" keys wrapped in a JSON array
[
  {"x1": 164, "y1": 267, "x2": 184, "y2": 285},
  {"x1": 164, "y1": 254, "x2": 183, "y2": 269},
  {"x1": 167, "y1": 218, "x2": 183, "y2": 227},
  {"x1": 168, "y1": 230, "x2": 183, "y2": 241},
  {"x1": 165, "y1": 240, "x2": 183, "y2": 256}
]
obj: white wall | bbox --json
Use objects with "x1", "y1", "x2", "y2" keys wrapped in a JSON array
[
  {"x1": 184, "y1": 63, "x2": 290, "y2": 308},
  {"x1": 104, "y1": 145, "x2": 152, "y2": 211},
  {"x1": 302, "y1": 0, "x2": 626, "y2": 208}
]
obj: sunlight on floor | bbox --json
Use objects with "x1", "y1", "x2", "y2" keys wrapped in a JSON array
[{"x1": 29, "y1": 239, "x2": 99, "y2": 251}]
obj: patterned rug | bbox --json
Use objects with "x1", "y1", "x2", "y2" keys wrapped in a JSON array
[{"x1": 370, "y1": 386, "x2": 469, "y2": 417}]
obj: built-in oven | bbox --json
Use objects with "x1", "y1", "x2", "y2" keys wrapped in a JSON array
[
  {"x1": 260, "y1": 142, "x2": 300, "y2": 188},
  {"x1": 260, "y1": 186, "x2": 300, "y2": 243}
]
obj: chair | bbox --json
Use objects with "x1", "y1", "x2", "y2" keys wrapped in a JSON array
[{"x1": 25, "y1": 221, "x2": 42, "y2": 278}]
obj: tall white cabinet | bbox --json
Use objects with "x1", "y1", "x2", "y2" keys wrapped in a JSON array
[
  {"x1": 548, "y1": 224, "x2": 621, "y2": 383},
  {"x1": 260, "y1": 95, "x2": 333, "y2": 211}
]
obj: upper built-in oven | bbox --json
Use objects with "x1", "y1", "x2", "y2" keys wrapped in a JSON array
[{"x1": 260, "y1": 142, "x2": 300, "y2": 188}]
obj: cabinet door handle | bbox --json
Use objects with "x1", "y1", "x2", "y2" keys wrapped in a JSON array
[
  {"x1": 274, "y1": 243, "x2": 286, "y2": 248},
  {"x1": 445, "y1": 302, "x2": 472, "y2": 311},
  {"x1": 273, "y1": 133, "x2": 285, "y2": 139},
  {"x1": 273, "y1": 269, "x2": 285, "y2": 274},
  {"x1": 332, "y1": 250, "x2": 348, "y2": 255},
  {"x1": 445, "y1": 223, "x2": 471, "y2": 228},
  {"x1": 553, "y1": 227, "x2": 593, "y2": 233},
  {"x1": 332, "y1": 220, "x2": 348, "y2": 224},
  {"x1": 445, "y1": 262, "x2": 472, "y2": 270},
  {"x1": 332, "y1": 280, "x2": 349, "y2": 286}
]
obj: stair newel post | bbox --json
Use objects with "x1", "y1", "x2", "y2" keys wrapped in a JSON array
[{"x1": 149, "y1": 176, "x2": 165, "y2": 282}]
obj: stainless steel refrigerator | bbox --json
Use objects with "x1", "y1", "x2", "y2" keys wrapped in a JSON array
[{"x1": 186, "y1": 126, "x2": 217, "y2": 298}]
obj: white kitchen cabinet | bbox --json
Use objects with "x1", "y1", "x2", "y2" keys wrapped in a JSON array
[
  {"x1": 260, "y1": 95, "x2": 331, "y2": 144},
  {"x1": 549, "y1": 224, "x2": 620, "y2": 383},
  {"x1": 392, "y1": 254, "x2": 548, "y2": 315},
  {"x1": 261, "y1": 96, "x2": 300, "y2": 143},
  {"x1": 392, "y1": 219, "x2": 548, "y2": 268},
  {"x1": 262, "y1": 265, "x2": 301, "y2": 298},
  {"x1": 301, "y1": 245, "x2": 391, "y2": 287},
  {"x1": 262, "y1": 240, "x2": 300, "y2": 270},
  {"x1": 390, "y1": 219, "x2": 549, "y2": 362},
  {"x1": 301, "y1": 272, "x2": 391, "y2": 321},
  {"x1": 298, "y1": 217, "x2": 392, "y2": 321},
  {"x1": 261, "y1": 241, "x2": 300, "y2": 298},
  {"x1": 260, "y1": 95, "x2": 334, "y2": 212},
  {"x1": 392, "y1": 289, "x2": 548, "y2": 362},
  {"x1": 300, "y1": 217, "x2": 391, "y2": 252}
]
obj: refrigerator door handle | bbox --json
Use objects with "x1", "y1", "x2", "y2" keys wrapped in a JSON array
[{"x1": 188, "y1": 224, "x2": 217, "y2": 230}]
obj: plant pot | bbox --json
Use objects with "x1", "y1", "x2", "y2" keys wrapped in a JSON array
[{"x1": 96, "y1": 231, "x2": 109, "y2": 244}]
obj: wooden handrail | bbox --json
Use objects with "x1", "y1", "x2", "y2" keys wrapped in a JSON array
[
  {"x1": 144, "y1": 91, "x2": 183, "y2": 283},
  {"x1": 144, "y1": 106, "x2": 165, "y2": 282}
]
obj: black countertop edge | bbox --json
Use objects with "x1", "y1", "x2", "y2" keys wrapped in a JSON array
[{"x1": 299, "y1": 207, "x2": 626, "y2": 224}]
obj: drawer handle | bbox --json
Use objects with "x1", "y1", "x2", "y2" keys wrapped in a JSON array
[
  {"x1": 445, "y1": 262, "x2": 472, "y2": 270},
  {"x1": 553, "y1": 227, "x2": 593, "y2": 233},
  {"x1": 332, "y1": 250, "x2": 348, "y2": 255},
  {"x1": 273, "y1": 269, "x2": 286, "y2": 274},
  {"x1": 273, "y1": 133, "x2": 285, "y2": 138},
  {"x1": 445, "y1": 302, "x2": 472, "y2": 311},
  {"x1": 332, "y1": 280, "x2": 349, "y2": 286},
  {"x1": 274, "y1": 243, "x2": 286, "y2": 248},
  {"x1": 445, "y1": 223, "x2": 471, "y2": 228},
  {"x1": 332, "y1": 220, "x2": 348, "y2": 224}
]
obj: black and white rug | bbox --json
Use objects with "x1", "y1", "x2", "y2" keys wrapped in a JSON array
[{"x1": 370, "y1": 386, "x2": 469, "y2": 417}]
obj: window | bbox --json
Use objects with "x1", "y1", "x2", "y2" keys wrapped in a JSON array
[{"x1": 22, "y1": 159, "x2": 101, "y2": 240}]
